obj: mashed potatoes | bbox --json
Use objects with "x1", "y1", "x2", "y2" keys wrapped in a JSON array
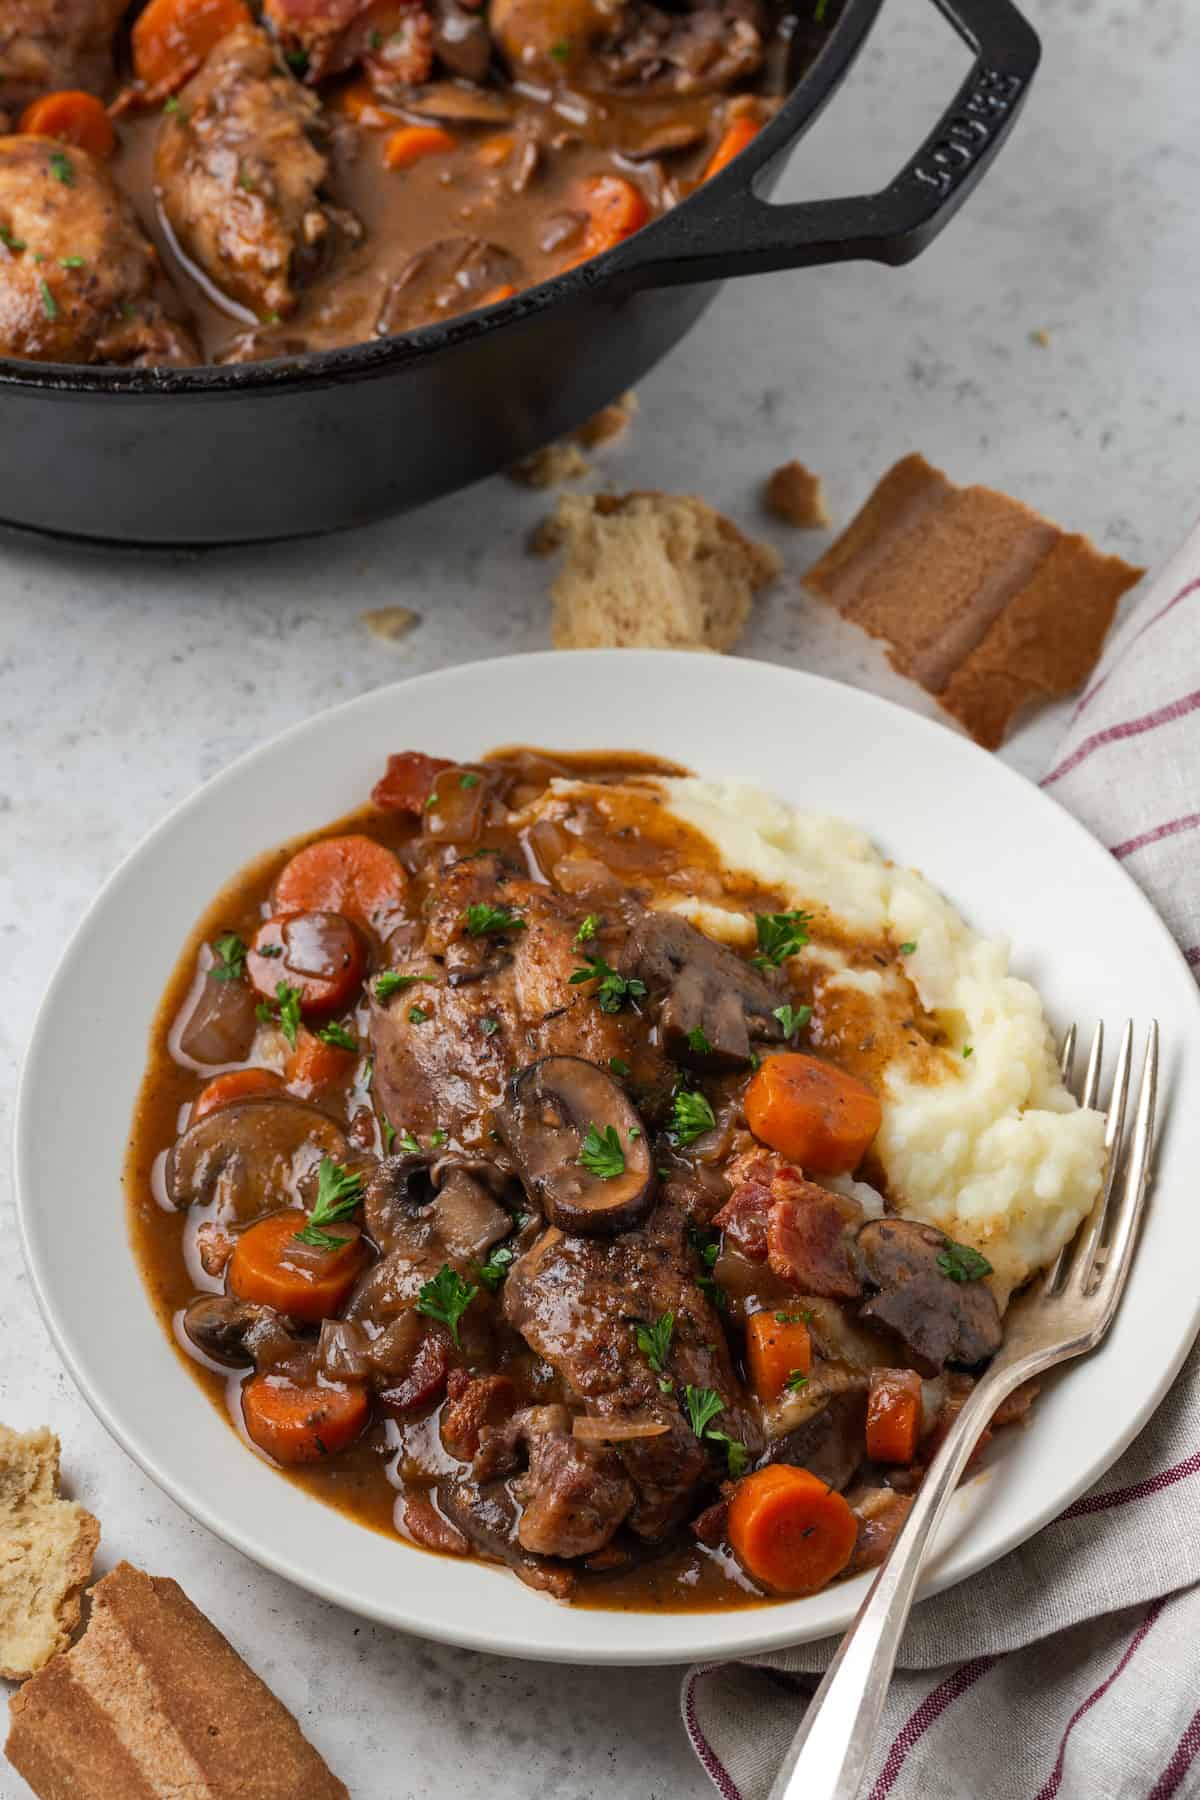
[{"x1": 659, "y1": 778, "x2": 1106, "y2": 1303}]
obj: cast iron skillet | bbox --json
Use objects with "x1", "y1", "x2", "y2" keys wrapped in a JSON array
[{"x1": 0, "y1": 0, "x2": 1038, "y2": 545}]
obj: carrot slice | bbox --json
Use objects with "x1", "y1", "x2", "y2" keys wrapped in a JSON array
[
  {"x1": 132, "y1": 0, "x2": 251, "y2": 97},
  {"x1": 246, "y1": 911, "x2": 365, "y2": 1014},
  {"x1": 744, "y1": 1053, "x2": 882, "y2": 1175},
  {"x1": 336, "y1": 80, "x2": 402, "y2": 128},
  {"x1": 746, "y1": 1310, "x2": 812, "y2": 1404},
  {"x1": 702, "y1": 114, "x2": 761, "y2": 181},
  {"x1": 383, "y1": 124, "x2": 456, "y2": 170},
  {"x1": 371, "y1": 751, "x2": 454, "y2": 815},
  {"x1": 476, "y1": 133, "x2": 514, "y2": 167},
  {"x1": 866, "y1": 1368, "x2": 923, "y2": 1465},
  {"x1": 581, "y1": 173, "x2": 649, "y2": 241},
  {"x1": 727, "y1": 1464, "x2": 858, "y2": 1595},
  {"x1": 285, "y1": 1027, "x2": 355, "y2": 1093},
  {"x1": 478, "y1": 283, "x2": 516, "y2": 306},
  {"x1": 19, "y1": 92, "x2": 116, "y2": 159},
  {"x1": 241, "y1": 1370, "x2": 369, "y2": 1464},
  {"x1": 272, "y1": 835, "x2": 408, "y2": 935},
  {"x1": 228, "y1": 1210, "x2": 368, "y2": 1323},
  {"x1": 192, "y1": 1067, "x2": 284, "y2": 1122}
]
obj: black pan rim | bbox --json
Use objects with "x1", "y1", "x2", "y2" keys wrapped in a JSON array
[{"x1": 0, "y1": 0, "x2": 885, "y2": 399}]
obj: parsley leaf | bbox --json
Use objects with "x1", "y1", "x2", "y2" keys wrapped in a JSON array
[
  {"x1": 579, "y1": 1122, "x2": 626, "y2": 1180},
  {"x1": 708, "y1": 1431, "x2": 748, "y2": 1478},
  {"x1": 686, "y1": 1026, "x2": 712, "y2": 1055},
  {"x1": 381, "y1": 1120, "x2": 396, "y2": 1153},
  {"x1": 58, "y1": 254, "x2": 84, "y2": 269},
  {"x1": 683, "y1": 1385, "x2": 725, "y2": 1439},
  {"x1": 49, "y1": 150, "x2": 74, "y2": 186},
  {"x1": 374, "y1": 970, "x2": 422, "y2": 999},
  {"x1": 481, "y1": 1015, "x2": 500, "y2": 1037},
  {"x1": 416, "y1": 1264, "x2": 478, "y2": 1345},
  {"x1": 574, "y1": 914, "x2": 599, "y2": 947},
  {"x1": 898, "y1": 941, "x2": 917, "y2": 956},
  {"x1": 688, "y1": 1226, "x2": 720, "y2": 1271},
  {"x1": 635, "y1": 1311, "x2": 674, "y2": 1374},
  {"x1": 464, "y1": 902, "x2": 525, "y2": 937},
  {"x1": 477, "y1": 1244, "x2": 515, "y2": 1293},
  {"x1": 317, "y1": 1021, "x2": 356, "y2": 1051},
  {"x1": 775, "y1": 1309, "x2": 812, "y2": 1324},
  {"x1": 39, "y1": 278, "x2": 57, "y2": 320},
  {"x1": 549, "y1": 37, "x2": 570, "y2": 58},
  {"x1": 785, "y1": 1369, "x2": 809, "y2": 1393},
  {"x1": 752, "y1": 910, "x2": 813, "y2": 969},
  {"x1": 0, "y1": 227, "x2": 27, "y2": 251},
  {"x1": 963, "y1": 1045, "x2": 974, "y2": 1059},
  {"x1": 285, "y1": 46, "x2": 309, "y2": 69},
  {"x1": 293, "y1": 1157, "x2": 363, "y2": 1248},
  {"x1": 459, "y1": 771, "x2": 480, "y2": 789},
  {"x1": 671, "y1": 1089, "x2": 716, "y2": 1146},
  {"x1": 430, "y1": 1127, "x2": 447, "y2": 1146},
  {"x1": 773, "y1": 1003, "x2": 812, "y2": 1041},
  {"x1": 408, "y1": 1005, "x2": 429, "y2": 1024},
  {"x1": 609, "y1": 1056, "x2": 630, "y2": 1077},
  {"x1": 271, "y1": 982, "x2": 302, "y2": 1049},
  {"x1": 698, "y1": 1274, "x2": 728, "y2": 1313},
  {"x1": 937, "y1": 1239, "x2": 992, "y2": 1284},
  {"x1": 393, "y1": 1126, "x2": 422, "y2": 1154},
  {"x1": 163, "y1": 95, "x2": 183, "y2": 113},
  {"x1": 210, "y1": 931, "x2": 247, "y2": 983},
  {"x1": 569, "y1": 953, "x2": 646, "y2": 1014}
]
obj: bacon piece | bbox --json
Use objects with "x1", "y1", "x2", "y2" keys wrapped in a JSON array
[
  {"x1": 766, "y1": 1183, "x2": 862, "y2": 1300},
  {"x1": 689, "y1": 1498, "x2": 728, "y2": 1547},
  {"x1": 440, "y1": 1371, "x2": 516, "y2": 1462},
  {"x1": 402, "y1": 1494, "x2": 469, "y2": 1555},
  {"x1": 263, "y1": 0, "x2": 432, "y2": 83},
  {"x1": 845, "y1": 1486, "x2": 912, "y2": 1577},
  {"x1": 371, "y1": 749, "x2": 454, "y2": 815}
]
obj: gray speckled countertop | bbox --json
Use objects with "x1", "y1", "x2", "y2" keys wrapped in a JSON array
[{"x1": 1, "y1": 0, "x2": 1194, "y2": 1793}]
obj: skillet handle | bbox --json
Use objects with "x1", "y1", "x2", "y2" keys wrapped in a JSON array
[{"x1": 617, "y1": 0, "x2": 1040, "y2": 288}]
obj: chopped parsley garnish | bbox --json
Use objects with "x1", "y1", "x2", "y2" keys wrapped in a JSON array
[
  {"x1": 569, "y1": 953, "x2": 646, "y2": 1014},
  {"x1": 285, "y1": 47, "x2": 310, "y2": 70},
  {"x1": 609, "y1": 1056, "x2": 630, "y2": 1077},
  {"x1": 683, "y1": 1385, "x2": 725, "y2": 1438},
  {"x1": 210, "y1": 931, "x2": 247, "y2": 983},
  {"x1": 671, "y1": 1088, "x2": 716, "y2": 1146},
  {"x1": 163, "y1": 96, "x2": 183, "y2": 113},
  {"x1": 459, "y1": 771, "x2": 480, "y2": 789},
  {"x1": 753, "y1": 910, "x2": 813, "y2": 969},
  {"x1": 257, "y1": 981, "x2": 302, "y2": 1049},
  {"x1": 773, "y1": 1003, "x2": 812, "y2": 1041},
  {"x1": 261, "y1": 312, "x2": 281, "y2": 326},
  {"x1": 688, "y1": 1226, "x2": 720, "y2": 1271},
  {"x1": 635, "y1": 1311, "x2": 674, "y2": 1374},
  {"x1": 574, "y1": 914, "x2": 599, "y2": 947},
  {"x1": 464, "y1": 902, "x2": 525, "y2": 937},
  {"x1": 317, "y1": 1021, "x2": 356, "y2": 1051},
  {"x1": 549, "y1": 38, "x2": 570, "y2": 59},
  {"x1": 58, "y1": 255, "x2": 84, "y2": 269},
  {"x1": 369, "y1": 28, "x2": 383, "y2": 46},
  {"x1": 259, "y1": 941, "x2": 283, "y2": 958},
  {"x1": 775, "y1": 1309, "x2": 812, "y2": 1324},
  {"x1": 937, "y1": 1239, "x2": 992, "y2": 1284},
  {"x1": 49, "y1": 151, "x2": 74, "y2": 186},
  {"x1": 477, "y1": 1244, "x2": 515, "y2": 1293},
  {"x1": 39, "y1": 278, "x2": 57, "y2": 320},
  {"x1": 814, "y1": 0, "x2": 828, "y2": 21},
  {"x1": 785, "y1": 1369, "x2": 809, "y2": 1393},
  {"x1": 416, "y1": 1264, "x2": 478, "y2": 1345},
  {"x1": 375, "y1": 970, "x2": 422, "y2": 999},
  {"x1": 393, "y1": 1126, "x2": 422, "y2": 1155},
  {"x1": 408, "y1": 1005, "x2": 429, "y2": 1024},
  {"x1": 430, "y1": 1128, "x2": 447, "y2": 1146},
  {"x1": 381, "y1": 1120, "x2": 396, "y2": 1153},
  {"x1": 579, "y1": 1122, "x2": 626, "y2": 1180},
  {"x1": 963, "y1": 1045, "x2": 974, "y2": 1059},
  {"x1": 898, "y1": 941, "x2": 917, "y2": 956},
  {"x1": 709, "y1": 1432, "x2": 748, "y2": 1478},
  {"x1": 481, "y1": 1015, "x2": 501, "y2": 1037},
  {"x1": 0, "y1": 228, "x2": 26, "y2": 251},
  {"x1": 293, "y1": 1157, "x2": 363, "y2": 1249},
  {"x1": 686, "y1": 1026, "x2": 712, "y2": 1056},
  {"x1": 698, "y1": 1275, "x2": 728, "y2": 1313}
]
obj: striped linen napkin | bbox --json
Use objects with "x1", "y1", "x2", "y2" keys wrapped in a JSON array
[{"x1": 682, "y1": 526, "x2": 1200, "y2": 1800}]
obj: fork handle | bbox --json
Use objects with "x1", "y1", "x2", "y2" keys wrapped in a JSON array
[{"x1": 767, "y1": 1360, "x2": 1040, "y2": 1800}]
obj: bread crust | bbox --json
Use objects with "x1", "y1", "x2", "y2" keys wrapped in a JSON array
[{"x1": 0, "y1": 1424, "x2": 99, "y2": 1681}]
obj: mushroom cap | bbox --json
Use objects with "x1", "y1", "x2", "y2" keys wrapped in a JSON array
[
  {"x1": 856, "y1": 1218, "x2": 1002, "y2": 1375},
  {"x1": 166, "y1": 1098, "x2": 349, "y2": 1221},
  {"x1": 621, "y1": 912, "x2": 784, "y2": 1071},
  {"x1": 496, "y1": 1055, "x2": 655, "y2": 1235}
]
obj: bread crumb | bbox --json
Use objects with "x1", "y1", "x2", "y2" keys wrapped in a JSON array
[
  {"x1": 545, "y1": 491, "x2": 781, "y2": 652},
  {"x1": 575, "y1": 390, "x2": 638, "y2": 449},
  {"x1": 803, "y1": 452, "x2": 1143, "y2": 749},
  {"x1": 1030, "y1": 328, "x2": 1052, "y2": 348},
  {"x1": 0, "y1": 1425, "x2": 99, "y2": 1681},
  {"x1": 508, "y1": 441, "x2": 591, "y2": 489},
  {"x1": 361, "y1": 605, "x2": 420, "y2": 642},
  {"x1": 764, "y1": 460, "x2": 830, "y2": 528}
]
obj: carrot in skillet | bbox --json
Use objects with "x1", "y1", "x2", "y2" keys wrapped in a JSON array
[
  {"x1": 246, "y1": 911, "x2": 366, "y2": 1014},
  {"x1": 131, "y1": 0, "x2": 251, "y2": 97},
  {"x1": 476, "y1": 133, "x2": 514, "y2": 167},
  {"x1": 241, "y1": 1370, "x2": 369, "y2": 1463},
  {"x1": 19, "y1": 92, "x2": 116, "y2": 159},
  {"x1": 229, "y1": 1210, "x2": 368, "y2": 1323},
  {"x1": 272, "y1": 835, "x2": 407, "y2": 934},
  {"x1": 337, "y1": 80, "x2": 401, "y2": 127},
  {"x1": 746, "y1": 1309, "x2": 812, "y2": 1404},
  {"x1": 569, "y1": 173, "x2": 650, "y2": 264},
  {"x1": 865, "y1": 1368, "x2": 923, "y2": 1465},
  {"x1": 371, "y1": 751, "x2": 454, "y2": 814},
  {"x1": 702, "y1": 114, "x2": 761, "y2": 181},
  {"x1": 191, "y1": 1067, "x2": 284, "y2": 1121},
  {"x1": 727, "y1": 1464, "x2": 858, "y2": 1595},
  {"x1": 285, "y1": 1027, "x2": 355, "y2": 1093},
  {"x1": 383, "y1": 124, "x2": 456, "y2": 170},
  {"x1": 744, "y1": 1052, "x2": 882, "y2": 1175}
]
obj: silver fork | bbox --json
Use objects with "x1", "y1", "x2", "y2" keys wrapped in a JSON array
[{"x1": 768, "y1": 1020, "x2": 1160, "y2": 1800}]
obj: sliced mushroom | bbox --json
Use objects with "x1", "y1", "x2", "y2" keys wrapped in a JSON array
[
  {"x1": 181, "y1": 1296, "x2": 299, "y2": 1368},
  {"x1": 363, "y1": 1152, "x2": 437, "y2": 1255},
  {"x1": 495, "y1": 1055, "x2": 654, "y2": 1234},
  {"x1": 856, "y1": 1219, "x2": 1002, "y2": 1376},
  {"x1": 171, "y1": 966, "x2": 261, "y2": 1068},
  {"x1": 620, "y1": 912, "x2": 784, "y2": 1071},
  {"x1": 377, "y1": 237, "x2": 524, "y2": 336},
  {"x1": 434, "y1": 1164, "x2": 513, "y2": 1261},
  {"x1": 769, "y1": 1388, "x2": 869, "y2": 1493},
  {"x1": 166, "y1": 1099, "x2": 350, "y2": 1222},
  {"x1": 404, "y1": 80, "x2": 513, "y2": 123},
  {"x1": 428, "y1": 0, "x2": 493, "y2": 88}
]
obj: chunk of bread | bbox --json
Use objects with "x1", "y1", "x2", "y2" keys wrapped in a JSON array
[
  {"x1": 575, "y1": 389, "x2": 638, "y2": 449},
  {"x1": 6, "y1": 1562, "x2": 349, "y2": 1800},
  {"x1": 508, "y1": 440, "x2": 590, "y2": 489},
  {"x1": 764, "y1": 460, "x2": 830, "y2": 528},
  {"x1": 803, "y1": 452, "x2": 1143, "y2": 748},
  {"x1": 0, "y1": 1425, "x2": 99, "y2": 1681},
  {"x1": 547, "y1": 491, "x2": 782, "y2": 652}
]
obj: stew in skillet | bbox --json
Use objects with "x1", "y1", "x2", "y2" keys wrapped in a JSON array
[
  {"x1": 0, "y1": 0, "x2": 832, "y2": 367},
  {"x1": 127, "y1": 748, "x2": 1035, "y2": 1610}
]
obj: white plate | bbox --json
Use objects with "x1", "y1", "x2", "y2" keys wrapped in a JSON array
[{"x1": 16, "y1": 651, "x2": 1200, "y2": 1665}]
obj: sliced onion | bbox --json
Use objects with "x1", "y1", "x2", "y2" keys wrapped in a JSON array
[{"x1": 572, "y1": 1415, "x2": 670, "y2": 1443}]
